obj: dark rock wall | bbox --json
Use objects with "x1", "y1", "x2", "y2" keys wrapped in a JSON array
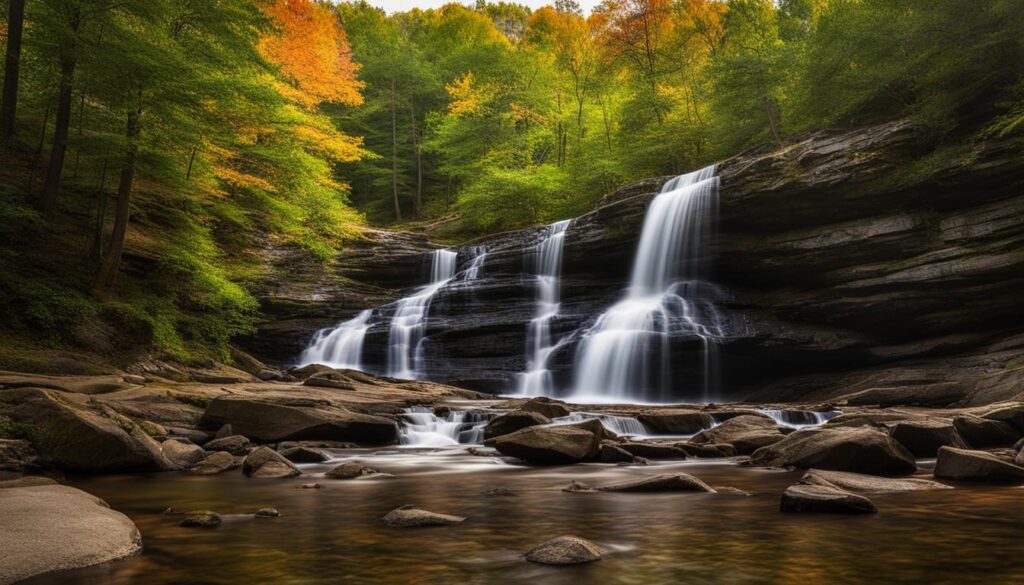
[{"x1": 245, "y1": 121, "x2": 1024, "y2": 405}]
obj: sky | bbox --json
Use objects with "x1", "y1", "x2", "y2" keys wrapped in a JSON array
[{"x1": 365, "y1": 1, "x2": 603, "y2": 15}]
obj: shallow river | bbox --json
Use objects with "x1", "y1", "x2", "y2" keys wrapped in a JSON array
[{"x1": 23, "y1": 448, "x2": 1024, "y2": 585}]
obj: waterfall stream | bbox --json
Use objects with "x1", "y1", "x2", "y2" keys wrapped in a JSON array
[
  {"x1": 463, "y1": 246, "x2": 487, "y2": 280},
  {"x1": 517, "y1": 220, "x2": 572, "y2": 396},
  {"x1": 398, "y1": 407, "x2": 490, "y2": 447},
  {"x1": 298, "y1": 309, "x2": 373, "y2": 370},
  {"x1": 387, "y1": 249, "x2": 458, "y2": 379},
  {"x1": 569, "y1": 166, "x2": 722, "y2": 404}
]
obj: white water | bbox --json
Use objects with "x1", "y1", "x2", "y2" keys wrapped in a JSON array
[
  {"x1": 549, "y1": 412, "x2": 650, "y2": 437},
  {"x1": 387, "y1": 250, "x2": 458, "y2": 379},
  {"x1": 570, "y1": 166, "x2": 722, "y2": 404},
  {"x1": 463, "y1": 246, "x2": 487, "y2": 280},
  {"x1": 517, "y1": 220, "x2": 572, "y2": 396},
  {"x1": 298, "y1": 309, "x2": 373, "y2": 370},
  {"x1": 398, "y1": 407, "x2": 490, "y2": 447},
  {"x1": 757, "y1": 409, "x2": 841, "y2": 429}
]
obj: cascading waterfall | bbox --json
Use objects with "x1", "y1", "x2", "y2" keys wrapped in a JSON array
[
  {"x1": 549, "y1": 412, "x2": 650, "y2": 437},
  {"x1": 298, "y1": 309, "x2": 373, "y2": 370},
  {"x1": 463, "y1": 246, "x2": 487, "y2": 280},
  {"x1": 398, "y1": 407, "x2": 490, "y2": 447},
  {"x1": 387, "y1": 249, "x2": 457, "y2": 379},
  {"x1": 757, "y1": 409, "x2": 841, "y2": 429},
  {"x1": 570, "y1": 166, "x2": 722, "y2": 404},
  {"x1": 517, "y1": 220, "x2": 572, "y2": 396}
]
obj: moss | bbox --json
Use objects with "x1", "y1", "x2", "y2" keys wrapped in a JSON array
[
  {"x1": 0, "y1": 415, "x2": 35, "y2": 440},
  {"x1": 138, "y1": 420, "x2": 162, "y2": 437},
  {"x1": 171, "y1": 393, "x2": 212, "y2": 409}
]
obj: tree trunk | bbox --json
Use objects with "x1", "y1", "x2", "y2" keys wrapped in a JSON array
[
  {"x1": 761, "y1": 96, "x2": 784, "y2": 146},
  {"x1": 1, "y1": 0, "x2": 26, "y2": 143},
  {"x1": 95, "y1": 93, "x2": 141, "y2": 290},
  {"x1": 88, "y1": 190, "x2": 107, "y2": 266},
  {"x1": 390, "y1": 79, "x2": 402, "y2": 222},
  {"x1": 40, "y1": 9, "x2": 81, "y2": 218},
  {"x1": 28, "y1": 106, "x2": 51, "y2": 193},
  {"x1": 185, "y1": 146, "x2": 197, "y2": 180},
  {"x1": 409, "y1": 101, "x2": 422, "y2": 218}
]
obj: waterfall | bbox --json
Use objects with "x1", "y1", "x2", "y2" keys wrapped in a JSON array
[
  {"x1": 398, "y1": 407, "x2": 490, "y2": 447},
  {"x1": 463, "y1": 247, "x2": 487, "y2": 280},
  {"x1": 549, "y1": 412, "x2": 650, "y2": 437},
  {"x1": 569, "y1": 166, "x2": 722, "y2": 404},
  {"x1": 517, "y1": 220, "x2": 572, "y2": 396},
  {"x1": 298, "y1": 309, "x2": 373, "y2": 370},
  {"x1": 387, "y1": 249, "x2": 457, "y2": 379},
  {"x1": 757, "y1": 409, "x2": 841, "y2": 429}
]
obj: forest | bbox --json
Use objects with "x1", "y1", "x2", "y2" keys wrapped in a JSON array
[{"x1": 0, "y1": 0, "x2": 1022, "y2": 364}]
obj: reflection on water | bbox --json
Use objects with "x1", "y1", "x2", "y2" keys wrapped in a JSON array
[{"x1": 23, "y1": 448, "x2": 1024, "y2": 585}]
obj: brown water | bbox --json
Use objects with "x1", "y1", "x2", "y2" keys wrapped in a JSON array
[{"x1": 23, "y1": 448, "x2": 1024, "y2": 585}]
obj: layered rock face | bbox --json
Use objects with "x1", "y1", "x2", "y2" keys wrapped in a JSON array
[{"x1": 246, "y1": 121, "x2": 1024, "y2": 404}]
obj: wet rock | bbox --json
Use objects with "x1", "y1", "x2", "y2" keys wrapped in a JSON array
[
  {"x1": 525, "y1": 536, "x2": 602, "y2": 565},
  {"x1": 188, "y1": 451, "x2": 240, "y2": 475},
  {"x1": 751, "y1": 427, "x2": 916, "y2": 476},
  {"x1": 637, "y1": 409, "x2": 712, "y2": 434},
  {"x1": 325, "y1": 461, "x2": 376, "y2": 479},
  {"x1": 256, "y1": 368, "x2": 288, "y2": 382},
  {"x1": 0, "y1": 484, "x2": 143, "y2": 583},
  {"x1": 676, "y1": 442, "x2": 737, "y2": 458},
  {"x1": 952, "y1": 415, "x2": 1020, "y2": 448},
  {"x1": 933, "y1": 446, "x2": 1024, "y2": 483},
  {"x1": 301, "y1": 483, "x2": 322, "y2": 489},
  {"x1": 715, "y1": 487, "x2": 752, "y2": 496},
  {"x1": 800, "y1": 469, "x2": 951, "y2": 492},
  {"x1": 179, "y1": 511, "x2": 222, "y2": 528},
  {"x1": 617, "y1": 441, "x2": 688, "y2": 460},
  {"x1": 159, "y1": 439, "x2": 207, "y2": 470},
  {"x1": 467, "y1": 447, "x2": 500, "y2": 457},
  {"x1": 599, "y1": 442, "x2": 635, "y2": 463},
  {"x1": 278, "y1": 440, "x2": 358, "y2": 450},
  {"x1": 279, "y1": 446, "x2": 331, "y2": 463},
  {"x1": 242, "y1": 447, "x2": 301, "y2": 479},
  {"x1": 483, "y1": 487, "x2": 518, "y2": 497},
  {"x1": 491, "y1": 425, "x2": 601, "y2": 465},
  {"x1": 596, "y1": 473, "x2": 716, "y2": 493},
  {"x1": 214, "y1": 424, "x2": 234, "y2": 439},
  {"x1": 382, "y1": 505, "x2": 465, "y2": 527},
  {"x1": 561, "y1": 418, "x2": 620, "y2": 443},
  {"x1": 889, "y1": 420, "x2": 967, "y2": 458},
  {"x1": 0, "y1": 439, "x2": 39, "y2": 472},
  {"x1": 199, "y1": 396, "x2": 398, "y2": 444},
  {"x1": 289, "y1": 364, "x2": 338, "y2": 380},
  {"x1": 563, "y1": 480, "x2": 596, "y2": 493},
  {"x1": 483, "y1": 410, "x2": 550, "y2": 440},
  {"x1": 255, "y1": 508, "x2": 280, "y2": 518},
  {"x1": 204, "y1": 435, "x2": 253, "y2": 456},
  {"x1": 780, "y1": 484, "x2": 877, "y2": 514},
  {"x1": 690, "y1": 415, "x2": 785, "y2": 455},
  {"x1": 630, "y1": 456, "x2": 649, "y2": 465},
  {"x1": 519, "y1": 397, "x2": 571, "y2": 419},
  {"x1": 165, "y1": 427, "x2": 211, "y2": 446},
  {"x1": 980, "y1": 403, "x2": 1024, "y2": 433}
]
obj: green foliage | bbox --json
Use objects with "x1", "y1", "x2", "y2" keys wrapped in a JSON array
[
  {"x1": 458, "y1": 164, "x2": 569, "y2": 233},
  {"x1": 0, "y1": 415, "x2": 36, "y2": 440},
  {"x1": 170, "y1": 393, "x2": 212, "y2": 409}
]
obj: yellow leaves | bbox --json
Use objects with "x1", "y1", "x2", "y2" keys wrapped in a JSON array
[
  {"x1": 507, "y1": 103, "x2": 547, "y2": 125},
  {"x1": 214, "y1": 165, "x2": 277, "y2": 193},
  {"x1": 293, "y1": 123, "x2": 364, "y2": 163},
  {"x1": 446, "y1": 72, "x2": 487, "y2": 116}
]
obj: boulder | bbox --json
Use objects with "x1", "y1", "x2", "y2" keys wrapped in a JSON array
[
  {"x1": 981, "y1": 403, "x2": 1024, "y2": 433},
  {"x1": 199, "y1": 396, "x2": 398, "y2": 444},
  {"x1": 160, "y1": 439, "x2": 207, "y2": 469},
  {"x1": 751, "y1": 427, "x2": 917, "y2": 476},
  {"x1": 676, "y1": 442, "x2": 737, "y2": 458},
  {"x1": 491, "y1": 425, "x2": 601, "y2": 465},
  {"x1": 325, "y1": 461, "x2": 376, "y2": 479},
  {"x1": 617, "y1": 441, "x2": 688, "y2": 459},
  {"x1": 933, "y1": 446, "x2": 1024, "y2": 483},
  {"x1": 204, "y1": 434, "x2": 253, "y2": 456},
  {"x1": 690, "y1": 415, "x2": 785, "y2": 454},
  {"x1": 561, "y1": 418, "x2": 620, "y2": 443},
  {"x1": 599, "y1": 442, "x2": 635, "y2": 463},
  {"x1": 889, "y1": 419, "x2": 967, "y2": 458},
  {"x1": 289, "y1": 364, "x2": 338, "y2": 380},
  {"x1": 780, "y1": 483, "x2": 877, "y2": 514},
  {"x1": 214, "y1": 424, "x2": 235, "y2": 439},
  {"x1": 525, "y1": 536, "x2": 602, "y2": 565},
  {"x1": 952, "y1": 415, "x2": 1020, "y2": 448},
  {"x1": 303, "y1": 372, "x2": 356, "y2": 390},
  {"x1": 800, "y1": 469, "x2": 951, "y2": 492},
  {"x1": 562, "y1": 480, "x2": 596, "y2": 493},
  {"x1": 483, "y1": 487, "x2": 518, "y2": 497},
  {"x1": 483, "y1": 410, "x2": 550, "y2": 440},
  {"x1": 0, "y1": 476, "x2": 59, "y2": 489},
  {"x1": 165, "y1": 427, "x2": 211, "y2": 445},
  {"x1": 382, "y1": 505, "x2": 465, "y2": 527},
  {"x1": 242, "y1": 446, "x2": 301, "y2": 479},
  {"x1": 279, "y1": 446, "x2": 331, "y2": 463},
  {"x1": 179, "y1": 511, "x2": 222, "y2": 528},
  {"x1": 596, "y1": 473, "x2": 716, "y2": 493},
  {"x1": 255, "y1": 508, "x2": 280, "y2": 518},
  {"x1": 0, "y1": 484, "x2": 142, "y2": 583},
  {"x1": 0, "y1": 439, "x2": 39, "y2": 471},
  {"x1": 188, "y1": 451, "x2": 240, "y2": 475},
  {"x1": 637, "y1": 409, "x2": 712, "y2": 434},
  {"x1": 519, "y1": 397, "x2": 571, "y2": 419}
]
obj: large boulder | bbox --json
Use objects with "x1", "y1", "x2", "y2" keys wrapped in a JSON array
[
  {"x1": 800, "y1": 469, "x2": 951, "y2": 492},
  {"x1": 242, "y1": 446, "x2": 301, "y2": 479},
  {"x1": 889, "y1": 419, "x2": 967, "y2": 458},
  {"x1": 203, "y1": 435, "x2": 253, "y2": 456},
  {"x1": 382, "y1": 505, "x2": 465, "y2": 527},
  {"x1": 188, "y1": 451, "x2": 240, "y2": 475},
  {"x1": 279, "y1": 446, "x2": 331, "y2": 463},
  {"x1": 199, "y1": 395, "x2": 398, "y2": 444},
  {"x1": 491, "y1": 425, "x2": 601, "y2": 465},
  {"x1": 952, "y1": 415, "x2": 1020, "y2": 448},
  {"x1": 518, "y1": 397, "x2": 571, "y2": 419},
  {"x1": 1, "y1": 388, "x2": 171, "y2": 472},
  {"x1": 780, "y1": 483, "x2": 878, "y2": 514},
  {"x1": 933, "y1": 446, "x2": 1024, "y2": 483},
  {"x1": 525, "y1": 536, "x2": 602, "y2": 565},
  {"x1": 325, "y1": 461, "x2": 378, "y2": 479},
  {"x1": 690, "y1": 415, "x2": 785, "y2": 454},
  {"x1": 596, "y1": 473, "x2": 715, "y2": 493},
  {"x1": 980, "y1": 403, "x2": 1024, "y2": 433},
  {"x1": 751, "y1": 427, "x2": 917, "y2": 476},
  {"x1": 159, "y1": 439, "x2": 207, "y2": 469},
  {"x1": 483, "y1": 410, "x2": 550, "y2": 440},
  {"x1": 637, "y1": 409, "x2": 712, "y2": 434},
  {"x1": 0, "y1": 484, "x2": 142, "y2": 583}
]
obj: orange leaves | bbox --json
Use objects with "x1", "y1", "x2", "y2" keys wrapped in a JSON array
[
  {"x1": 446, "y1": 72, "x2": 487, "y2": 116},
  {"x1": 259, "y1": 0, "x2": 364, "y2": 109}
]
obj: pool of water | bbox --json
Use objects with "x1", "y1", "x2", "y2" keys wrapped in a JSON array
[{"x1": 22, "y1": 448, "x2": 1024, "y2": 585}]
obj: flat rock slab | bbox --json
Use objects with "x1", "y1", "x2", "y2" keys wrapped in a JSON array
[
  {"x1": 780, "y1": 483, "x2": 878, "y2": 514},
  {"x1": 382, "y1": 505, "x2": 465, "y2": 527},
  {"x1": 526, "y1": 536, "x2": 602, "y2": 565},
  {"x1": 933, "y1": 446, "x2": 1024, "y2": 483},
  {"x1": 0, "y1": 485, "x2": 142, "y2": 583},
  {"x1": 801, "y1": 469, "x2": 952, "y2": 492},
  {"x1": 597, "y1": 474, "x2": 716, "y2": 493}
]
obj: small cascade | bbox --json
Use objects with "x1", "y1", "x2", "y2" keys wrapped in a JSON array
[
  {"x1": 387, "y1": 249, "x2": 458, "y2": 379},
  {"x1": 570, "y1": 166, "x2": 722, "y2": 404},
  {"x1": 463, "y1": 246, "x2": 487, "y2": 280},
  {"x1": 517, "y1": 219, "x2": 572, "y2": 396},
  {"x1": 298, "y1": 309, "x2": 373, "y2": 370},
  {"x1": 398, "y1": 407, "x2": 490, "y2": 447},
  {"x1": 549, "y1": 412, "x2": 650, "y2": 437},
  {"x1": 757, "y1": 409, "x2": 840, "y2": 429}
]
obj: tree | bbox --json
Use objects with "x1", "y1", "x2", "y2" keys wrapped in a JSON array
[{"x1": 1, "y1": 0, "x2": 26, "y2": 143}]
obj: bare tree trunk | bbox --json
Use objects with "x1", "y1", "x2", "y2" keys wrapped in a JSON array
[
  {"x1": 40, "y1": 8, "x2": 81, "y2": 218},
  {"x1": 95, "y1": 90, "x2": 141, "y2": 290},
  {"x1": 185, "y1": 146, "x2": 197, "y2": 181},
  {"x1": 1, "y1": 0, "x2": 26, "y2": 143},
  {"x1": 390, "y1": 79, "x2": 402, "y2": 222},
  {"x1": 761, "y1": 96, "x2": 783, "y2": 146},
  {"x1": 409, "y1": 101, "x2": 422, "y2": 218}
]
